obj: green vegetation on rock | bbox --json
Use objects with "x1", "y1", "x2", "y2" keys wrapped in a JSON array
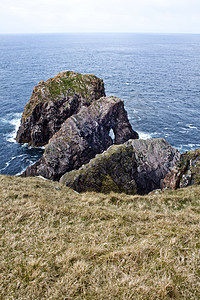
[
  {"x1": 101, "y1": 174, "x2": 121, "y2": 193},
  {"x1": 60, "y1": 138, "x2": 179, "y2": 195},
  {"x1": 23, "y1": 71, "x2": 104, "y2": 119},
  {"x1": 60, "y1": 143, "x2": 136, "y2": 194}
]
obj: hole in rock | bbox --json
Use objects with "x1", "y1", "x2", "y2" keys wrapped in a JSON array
[{"x1": 109, "y1": 128, "x2": 115, "y2": 142}]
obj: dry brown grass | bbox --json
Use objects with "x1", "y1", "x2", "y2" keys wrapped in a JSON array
[{"x1": 0, "y1": 175, "x2": 200, "y2": 299}]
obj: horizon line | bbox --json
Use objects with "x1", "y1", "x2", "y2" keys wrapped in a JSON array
[{"x1": 0, "y1": 31, "x2": 200, "y2": 35}]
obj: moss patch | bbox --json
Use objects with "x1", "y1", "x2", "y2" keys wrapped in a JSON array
[
  {"x1": 101, "y1": 175, "x2": 121, "y2": 193},
  {"x1": 60, "y1": 144, "x2": 136, "y2": 194}
]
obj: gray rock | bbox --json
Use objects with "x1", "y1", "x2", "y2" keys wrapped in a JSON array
[
  {"x1": 60, "y1": 138, "x2": 180, "y2": 195},
  {"x1": 163, "y1": 149, "x2": 200, "y2": 189},
  {"x1": 22, "y1": 97, "x2": 138, "y2": 180}
]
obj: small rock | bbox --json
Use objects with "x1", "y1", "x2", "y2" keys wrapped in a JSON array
[{"x1": 16, "y1": 71, "x2": 106, "y2": 147}]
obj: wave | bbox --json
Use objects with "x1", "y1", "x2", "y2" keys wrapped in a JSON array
[
  {"x1": 0, "y1": 156, "x2": 16, "y2": 172},
  {"x1": 21, "y1": 143, "x2": 45, "y2": 150},
  {"x1": 1, "y1": 112, "x2": 22, "y2": 143},
  {"x1": 186, "y1": 124, "x2": 199, "y2": 130},
  {"x1": 137, "y1": 131, "x2": 152, "y2": 140},
  {"x1": 15, "y1": 159, "x2": 38, "y2": 176},
  {"x1": 177, "y1": 143, "x2": 200, "y2": 153},
  {"x1": 0, "y1": 153, "x2": 27, "y2": 172}
]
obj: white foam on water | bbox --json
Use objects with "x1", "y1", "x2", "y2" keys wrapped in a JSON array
[
  {"x1": 16, "y1": 168, "x2": 26, "y2": 176},
  {"x1": 0, "y1": 155, "x2": 17, "y2": 172},
  {"x1": 2, "y1": 112, "x2": 22, "y2": 143},
  {"x1": 22, "y1": 143, "x2": 29, "y2": 148},
  {"x1": 137, "y1": 131, "x2": 152, "y2": 140},
  {"x1": 179, "y1": 127, "x2": 190, "y2": 134},
  {"x1": 177, "y1": 143, "x2": 200, "y2": 153},
  {"x1": 29, "y1": 145, "x2": 45, "y2": 150},
  {"x1": 186, "y1": 124, "x2": 198, "y2": 130},
  {"x1": 21, "y1": 143, "x2": 45, "y2": 150},
  {"x1": 187, "y1": 143, "x2": 200, "y2": 148},
  {"x1": 15, "y1": 158, "x2": 36, "y2": 176}
]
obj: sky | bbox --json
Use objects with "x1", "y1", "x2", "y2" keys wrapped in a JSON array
[{"x1": 0, "y1": 0, "x2": 200, "y2": 34}]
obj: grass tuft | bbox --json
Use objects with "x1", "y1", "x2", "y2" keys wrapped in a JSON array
[{"x1": 0, "y1": 175, "x2": 200, "y2": 299}]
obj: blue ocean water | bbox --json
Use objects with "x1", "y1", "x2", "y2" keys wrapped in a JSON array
[{"x1": 0, "y1": 33, "x2": 200, "y2": 175}]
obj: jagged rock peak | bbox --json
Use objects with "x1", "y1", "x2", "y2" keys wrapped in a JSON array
[
  {"x1": 16, "y1": 71, "x2": 106, "y2": 147},
  {"x1": 22, "y1": 96, "x2": 139, "y2": 181},
  {"x1": 59, "y1": 138, "x2": 180, "y2": 195}
]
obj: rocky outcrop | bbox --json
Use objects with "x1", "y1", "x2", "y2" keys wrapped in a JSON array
[
  {"x1": 163, "y1": 149, "x2": 200, "y2": 189},
  {"x1": 60, "y1": 138, "x2": 180, "y2": 195},
  {"x1": 22, "y1": 97, "x2": 139, "y2": 181},
  {"x1": 16, "y1": 71, "x2": 105, "y2": 147}
]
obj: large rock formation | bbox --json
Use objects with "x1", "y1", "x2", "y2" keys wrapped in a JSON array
[
  {"x1": 22, "y1": 97, "x2": 138, "y2": 181},
  {"x1": 16, "y1": 71, "x2": 105, "y2": 147},
  {"x1": 60, "y1": 138, "x2": 180, "y2": 195},
  {"x1": 163, "y1": 149, "x2": 200, "y2": 190}
]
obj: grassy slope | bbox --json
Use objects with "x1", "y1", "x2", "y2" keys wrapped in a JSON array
[{"x1": 0, "y1": 175, "x2": 200, "y2": 299}]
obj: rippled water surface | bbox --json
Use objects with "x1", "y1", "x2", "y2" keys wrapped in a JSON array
[{"x1": 0, "y1": 33, "x2": 200, "y2": 175}]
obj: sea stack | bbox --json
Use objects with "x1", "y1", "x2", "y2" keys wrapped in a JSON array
[{"x1": 16, "y1": 71, "x2": 106, "y2": 147}]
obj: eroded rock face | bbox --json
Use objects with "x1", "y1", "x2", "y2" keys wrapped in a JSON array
[
  {"x1": 163, "y1": 149, "x2": 200, "y2": 189},
  {"x1": 22, "y1": 97, "x2": 138, "y2": 180},
  {"x1": 16, "y1": 71, "x2": 105, "y2": 146},
  {"x1": 60, "y1": 138, "x2": 180, "y2": 195}
]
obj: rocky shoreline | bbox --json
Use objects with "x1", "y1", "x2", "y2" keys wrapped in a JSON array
[{"x1": 16, "y1": 71, "x2": 200, "y2": 194}]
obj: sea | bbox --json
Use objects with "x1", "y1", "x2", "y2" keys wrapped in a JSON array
[{"x1": 0, "y1": 33, "x2": 200, "y2": 176}]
